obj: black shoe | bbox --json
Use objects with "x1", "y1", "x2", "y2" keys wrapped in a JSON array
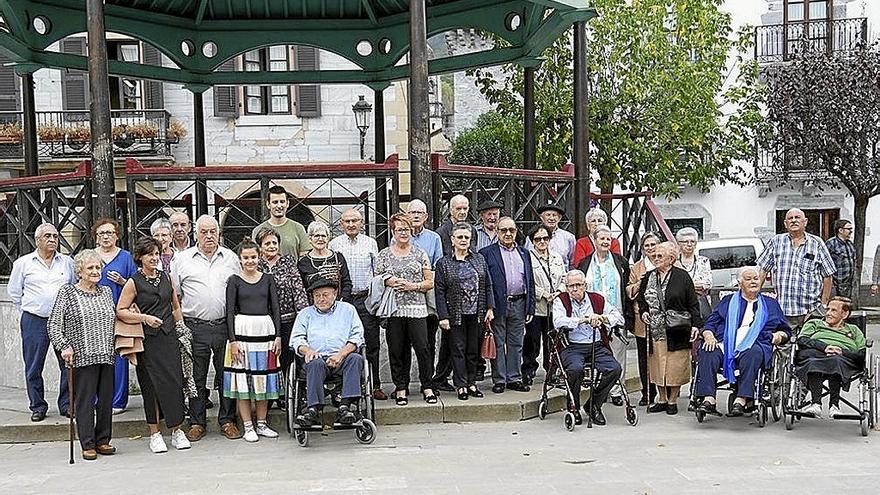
[
  {"x1": 574, "y1": 411, "x2": 583, "y2": 426},
  {"x1": 468, "y1": 386, "x2": 484, "y2": 398},
  {"x1": 697, "y1": 400, "x2": 721, "y2": 416},
  {"x1": 726, "y1": 402, "x2": 746, "y2": 417},
  {"x1": 492, "y1": 383, "x2": 506, "y2": 394},
  {"x1": 647, "y1": 403, "x2": 668, "y2": 413},
  {"x1": 610, "y1": 396, "x2": 624, "y2": 407},
  {"x1": 506, "y1": 381, "x2": 531, "y2": 392},
  {"x1": 277, "y1": 399, "x2": 287, "y2": 412},
  {"x1": 666, "y1": 404, "x2": 679, "y2": 415},
  {"x1": 30, "y1": 411, "x2": 46, "y2": 422},
  {"x1": 638, "y1": 396, "x2": 649, "y2": 407},
  {"x1": 206, "y1": 397, "x2": 214, "y2": 410},
  {"x1": 434, "y1": 381, "x2": 455, "y2": 392},
  {"x1": 335, "y1": 405, "x2": 356, "y2": 425},
  {"x1": 588, "y1": 404, "x2": 607, "y2": 426},
  {"x1": 296, "y1": 407, "x2": 320, "y2": 427},
  {"x1": 458, "y1": 389, "x2": 469, "y2": 401},
  {"x1": 522, "y1": 376, "x2": 533, "y2": 386},
  {"x1": 60, "y1": 410, "x2": 71, "y2": 419}
]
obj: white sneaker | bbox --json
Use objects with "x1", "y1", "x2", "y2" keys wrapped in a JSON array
[
  {"x1": 829, "y1": 405, "x2": 843, "y2": 419},
  {"x1": 255, "y1": 422, "x2": 279, "y2": 438},
  {"x1": 243, "y1": 427, "x2": 259, "y2": 443},
  {"x1": 799, "y1": 403, "x2": 823, "y2": 418},
  {"x1": 149, "y1": 432, "x2": 168, "y2": 453},
  {"x1": 171, "y1": 429, "x2": 191, "y2": 450}
]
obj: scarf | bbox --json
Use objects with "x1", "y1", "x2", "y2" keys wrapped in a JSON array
[{"x1": 722, "y1": 292, "x2": 767, "y2": 384}]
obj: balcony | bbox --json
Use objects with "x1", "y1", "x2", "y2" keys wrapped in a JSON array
[
  {"x1": 755, "y1": 17, "x2": 868, "y2": 64},
  {"x1": 0, "y1": 109, "x2": 182, "y2": 161}
]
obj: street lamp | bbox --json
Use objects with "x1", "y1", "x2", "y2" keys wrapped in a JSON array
[{"x1": 352, "y1": 95, "x2": 372, "y2": 160}]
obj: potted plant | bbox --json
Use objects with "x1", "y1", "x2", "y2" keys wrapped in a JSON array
[
  {"x1": 112, "y1": 123, "x2": 134, "y2": 148},
  {"x1": 165, "y1": 120, "x2": 187, "y2": 143},
  {"x1": 37, "y1": 123, "x2": 65, "y2": 142},
  {"x1": 65, "y1": 124, "x2": 91, "y2": 150},
  {"x1": 131, "y1": 122, "x2": 159, "y2": 140},
  {"x1": 0, "y1": 122, "x2": 23, "y2": 144}
]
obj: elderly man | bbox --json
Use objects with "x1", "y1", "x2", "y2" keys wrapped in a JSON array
[
  {"x1": 526, "y1": 203, "x2": 577, "y2": 269},
  {"x1": 8, "y1": 223, "x2": 75, "y2": 422},
  {"x1": 480, "y1": 217, "x2": 535, "y2": 393},
  {"x1": 694, "y1": 267, "x2": 790, "y2": 417},
  {"x1": 825, "y1": 219, "x2": 856, "y2": 298},
  {"x1": 406, "y1": 199, "x2": 443, "y2": 267},
  {"x1": 474, "y1": 200, "x2": 502, "y2": 251},
  {"x1": 553, "y1": 269, "x2": 624, "y2": 426},
  {"x1": 169, "y1": 211, "x2": 193, "y2": 252},
  {"x1": 170, "y1": 215, "x2": 241, "y2": 441},
  {"x1": 758, "y1": 208, "x2": 836, "y2": 328},
  {"x1": 437, "y1": 194, "x2": 477, "y2": 257},
  {"x1": 252, "y1": 185, "x2": 310, "y2": 257},
  {"x1": 328, "y1": 208, "x2": 385, "y2": 400},
  {"x1": 292, "y1": 279, "x2": 365, "y2": 427}
]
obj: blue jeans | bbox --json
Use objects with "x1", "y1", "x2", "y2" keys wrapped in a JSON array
[
  {"x1": 304, "y1": 354, "x2": 364, "y2": 408},
  {"x1": 694, "y1": 346, "x2": 763, "y2": 399},
  {"x1": 112, "y1": 354, "x2": 129, "y2": 409},
  {"x1": 21, "y1": 312, "x2": 69, "y2": 414},
  {"x1": 492, "y1": 298, "x2": 526, "y2": 384}
]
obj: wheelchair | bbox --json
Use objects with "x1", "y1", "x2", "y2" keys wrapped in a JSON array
[
  {"x1": 285, "y1": 347, "x2": 377, "y2": 447},
  {"x1": 689, "y1": 340, "x2": 788, "y2": 427},
  {"x1": 781, "y1": 315, "x2": 879, "y2": 436},
  {"x1": 537, "y1": 325, "x2": 639, "y2": 431}
]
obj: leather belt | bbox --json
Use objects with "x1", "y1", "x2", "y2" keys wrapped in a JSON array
[
  {"x1": 184, "y1": 317, "x2": 226, "y2": 327},
  {"x1": 507, "y1": 294, "x2": 526, "y2": 301}
]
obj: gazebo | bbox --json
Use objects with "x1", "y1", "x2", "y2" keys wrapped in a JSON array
[{"x1": 0, "y1": 0, "x2": 595, "y2": 231}]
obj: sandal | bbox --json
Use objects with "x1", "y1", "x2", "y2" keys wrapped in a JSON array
[
  {"x1": 423, "y1": 391, "x2": 438, "y2": 404},
  {"x1": 457, "y1": 388, "x2": 469, "y2": 401},
  {"x1": 395, "y1": 392, "x2": 408, "y2": 406}
]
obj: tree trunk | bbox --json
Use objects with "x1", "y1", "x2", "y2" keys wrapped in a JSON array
[
  {"x1": 599, "y1": 179, "x2": 613, "y2": 218},
  {"x1": 851, "y1": 194, "x2": 869, "y2": 308}
]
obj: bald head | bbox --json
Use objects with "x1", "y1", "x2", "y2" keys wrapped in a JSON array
[
  {"x1": 408, "y1": 199, "x2": 428, "y2": 230},
  {"x1": 784, "y1": 208, "x2": 807, "y2": 236},
  {"x1": 449, "y1": 195, "x2": 469, "y2": 222},
  {"x1": 340, "y1": 208, "x2": 364, "y2": 237}
]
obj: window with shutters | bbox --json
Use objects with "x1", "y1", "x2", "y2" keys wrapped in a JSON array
[
  {"x1": 108, "y1": 40, "x2": 142, "y2": 109},
  {"x1": 242, "y1": 46, "x2": 291, "y2": 115},
  {"x1": 60, "y1": 38, "x2": 89, "y2": 119},
  {"x1": 0, "y1": 52, "x2": 19, "y2": 114},
  {"x1": 295, "y1": 46, "x2": 321, "y2": 117}
]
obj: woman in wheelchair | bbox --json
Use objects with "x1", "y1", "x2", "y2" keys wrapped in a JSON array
[
  {"x1": 694, "y1": 267, "x2": 790, "y2": 417},
  {"x1": 796, "y1": 297, "x2": 866, "y2": 419}
]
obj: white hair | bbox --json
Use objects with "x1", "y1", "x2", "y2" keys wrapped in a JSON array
[
  {"x1": 195, "y1": 214, "x2": 219, "y2": 232},
  {"x1": 307, "y1": 220, "x2": 330, "y2": 237},
  {"x1": 150, "y1": 217, "x2": 172, "y2": 235},
  {"x1": 449, "y1": 195, "x2": 469, "y2": 208},
  {"x1": 565, "y1": 269, "x2": 586, "y2": 283},
  {"x1": 34, "y1": 222, "x2": 57, "y2": 241},
  {"x1": 737, "y1": 266, "x2": 760, "y2": 282},
  {"x1": 675, "y1": 227, "x2": 699, "y2": 242},
  {"x1": 584, "y1": 208, "x2": 607, "y2": 224},
  {"x1": 408, "y1": 199, "x2": 428, "y2": 212},
  {"x1": 594, "y1": 225, "x2": 612, "y2": 238},
  {"x1": 73, "y1": 249, "x2": 103, "y2": 277}
]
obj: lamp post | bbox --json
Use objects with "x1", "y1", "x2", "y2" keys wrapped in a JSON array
[{"x1": 352, "y1": 95, "x2": 372, "y2": 160}]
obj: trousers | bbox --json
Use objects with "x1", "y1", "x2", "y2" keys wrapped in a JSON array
[
  {"x1": 492, "y1": 299, "x2": 526, "y2": 384},
  {"x1": 187, "y1": 320, "x2": 235, "y2": 427},
  {"x1": 561, "y1": 342, "x2": 622, "y2": 410},
  {"x1": 304, "y1": 353, "x2": 364, "y2": 407},
  {"x1": 72, "y1": 364, "x2": 113, "y2": 450},
  {"x1": 20, "y1": 312, "x2": 69, "y2": 414},
  {"x1": 694, "y1": 345, "x2": 764, "y2": 399}
]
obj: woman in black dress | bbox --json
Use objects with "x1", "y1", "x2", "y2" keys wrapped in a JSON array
[
  {"x1": 298, "y1": 220, "x2": 352, "y2": 303},
  {"x1": 117, "y1": 237, "x2": 190, "y2": 454}
]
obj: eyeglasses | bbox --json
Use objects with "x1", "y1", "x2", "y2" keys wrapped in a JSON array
[
  {"x1": 499, "y1": 227, "x2": 517, "y2": 233},
  {"x1": 310, "y1": 234, "x2": 328, "y2": 239},
  {"x1": 841, "y1": 227, "x2": 853, "y2": 231},
  {"x1": 533, "y1": 236, "x2": 550, "y2": 242},
  {"x1": 453, "y1": 235, "x2": 471, "y2": 240},
  {"x1": 96, "y1": 231, "x2": 116, "y2": 237},
  {"x1": 394, "y1": 228, "x2": 412, "y2": 234}
]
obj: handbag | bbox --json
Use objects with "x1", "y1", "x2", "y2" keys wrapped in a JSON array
[
  {"x1": 656, "y1": 272, "x2": 691, "y2": 329},
  {"x1": 480, "y1": 321, "x2": 497, "y2": 360}
]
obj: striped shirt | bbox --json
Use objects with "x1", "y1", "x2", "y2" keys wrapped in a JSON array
[
  {"x1": 474, "y1": 224, "x2": 498, "y2": 251},
  {"x1": 329, "y1": 233, "x2": 378, "y2": 294},
  {"x1": 757, "y1": 233, "x2": 836, "y2": 317}
]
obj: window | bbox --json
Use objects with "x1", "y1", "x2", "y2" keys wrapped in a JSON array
[
  {"x1": 666, "y1": 218, "x2": 704, "y2": 239},
  {"x1": 784, "y1": 1, "x2": 833, "y2": 57},
  {"x1": 242, "y1": 46, "x2": 291, "y2": 115},
  {"x1": 774, "y1": 208, "x2": 839, "y2": 239},
  {"x1": 699, "y1": 246, "x2": 758, "y2": 271}
]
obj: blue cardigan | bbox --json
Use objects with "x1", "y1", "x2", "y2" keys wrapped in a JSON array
[
  {"x1": 479, "y1": 243, "x2": 536, "y2": 318},
  {"x1": 703, "y1": 293, "x2": 791, "y2": 367}
]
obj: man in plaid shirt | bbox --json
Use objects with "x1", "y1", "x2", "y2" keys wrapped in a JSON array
[
  {"x1": 825, "y1": 219, "x2": 856, "y2": 298},
  {"x1": 758, "y1": 208, "x2": 835, "y2": 328}
]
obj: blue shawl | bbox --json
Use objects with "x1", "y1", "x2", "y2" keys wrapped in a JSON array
[{"x1": 722, "y1": 292, "x2": 767, "y2": 384}]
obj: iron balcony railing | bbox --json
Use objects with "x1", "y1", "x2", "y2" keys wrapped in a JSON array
[
  {"x1": 0, "y1": 109, "x2": 179, "y2": 160},
  {"x1": 755, "y1": 17, "x2": 868, "y2": 63}
]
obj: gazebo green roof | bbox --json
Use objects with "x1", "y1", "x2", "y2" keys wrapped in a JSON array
[{"x1": 0, "y1": 0, "x2": 596, "y2": 84}]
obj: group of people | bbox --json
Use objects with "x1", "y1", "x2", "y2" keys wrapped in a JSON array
[{"x1": 7, "y1": 187, "x2": 871, "y2": 458}]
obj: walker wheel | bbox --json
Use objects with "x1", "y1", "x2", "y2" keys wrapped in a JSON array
[
  {"x1": 757, "y1": 403, "x2": 767, "y2": 428},
  {"x1": 538, "y1": 399, "x2": 548, "y2": 420},
  {"x1": 626, "y1": 407, "x2": 639, "y2": 426},
  {"x1": 784, "y1": 412, "x2": 794, "y2": 431},
  {"x1": 860, "y1": 417, "x2": 869, "y2": 437},
  {"x1": 356, "y1": 419, "x2": 377, "y2": 444},
  {"x1": 563, "y1": 412, "x2": 576, "y2": 432},
  {"x1": 295, "y1": 429, "x2": 309, "y2": 447},
  {"x1": 695, "y1": 409, "x2": 705, "y2": 423}
]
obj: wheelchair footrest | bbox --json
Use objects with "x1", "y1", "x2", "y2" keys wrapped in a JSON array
[
  {"x1": 331, "y1": 420, "x2": 364, "y2": 430},
  {"x1": 292, "y1": 424, "x2": 323, "y2": 432},
  {"x1": 831, "y1": 413, "x2": 864, "y2": 421}
]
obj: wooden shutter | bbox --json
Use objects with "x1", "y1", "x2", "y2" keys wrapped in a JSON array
[
  {"x1": 212, "y1": 59, "x2": 239, "y2": 117},
  {"x1": 295, "y1": 46, "x2": 321, "y2": 117},
  {"x1": 141, "y1": 43, "x2": 164, "y2": 109},
  {"x1": 0, "y1": 52, "x2": 19, "y2": 112},
  {"x1": 60, "y1": 38, "x2": 89, "y2": 117}
]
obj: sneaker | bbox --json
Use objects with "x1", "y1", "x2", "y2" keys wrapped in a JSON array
[
  {"x1": 799, "y1": 403, "x2": 823, "y2": 418},
  {"x1": 242, "y1": 425, "x2": 259, "y2": 443},
  {"x1": 336, "y1": 405, "x2": 356, "y2": 425},
  {"x1": 171, "y1": 429, "x2": 191, "y2": 450},
  {"x1": 296, "y1": 407, "x2": 320, "y2": 427},
  {"x1": 149, "y1": 432, "x2": 168, "y2": 453},
  {"x1": 829, "y1": 405, "x2": 843, "y2": 419},
  {"x1": 255, "y1": 421, "x2": 279, "y2": 438}
]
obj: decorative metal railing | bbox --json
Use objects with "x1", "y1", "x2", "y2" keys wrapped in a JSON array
[
  {"x1": 755, "y1": 17, "x2": 867, "y2": 63},
  {"x1": 589, "y1": 191, "x2": 674, "y2": 263}
]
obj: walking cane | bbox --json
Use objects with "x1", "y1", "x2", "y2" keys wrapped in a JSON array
[{"x1": 67, "y1": 364, "x2": 74, "y2": 465}]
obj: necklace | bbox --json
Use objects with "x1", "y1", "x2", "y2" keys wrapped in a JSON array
[{"x1": 141, "y1": 269, "x2": 161, "y2": 288}]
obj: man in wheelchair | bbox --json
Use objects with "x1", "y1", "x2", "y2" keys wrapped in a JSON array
[
  {"x1": 695, "y1": 267, "x2": 790, "y2": 417},
  {"x1": 553, "y1": 269, "x2": 625, "y2": 426},
  {"x1": 290, "y1": 278, "x2": 365, "y2": 428}
]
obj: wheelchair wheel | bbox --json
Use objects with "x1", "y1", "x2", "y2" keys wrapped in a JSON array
[
  {"x1": 860, "y1": 416, "x2": 869, "y2": 437},
  {"x1": 626, "y1": 406, "x2": 639, "y2": 426},
  {"x1": 727, "y1": 393, "x2": 736, "y2": 415},
  {"x1": 784, "y1": 411, "x2": 795, "y2": 431},
  {"x1": 769, "y1": 356, "x2": 784, "y2": 422},
  {"x1": 356, "y1": 419, "x2": 377, "y2": 445},
  {"x1": 295, "y1": 429, "x2": 309, "y2": 447},
  {"x1": 563, "y1": 412, "x2": 576, "y2": 432},
  {"x1": 286, "y1": 366, "x2": 298, "y2": 434},
  {"x1": 538, "y1": 399, "x2": 548, "y2": 420},
  {"x1": 756, "y1": 402, "x2": 767, "y2": 428}
]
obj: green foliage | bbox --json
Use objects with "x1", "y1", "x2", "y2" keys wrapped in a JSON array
[
  {"x1": 469, "y1": 0, "x2": 764, "y2": 197},
  {"x1": 447, "y1": 111, "x2": 523, "y2": 167}
]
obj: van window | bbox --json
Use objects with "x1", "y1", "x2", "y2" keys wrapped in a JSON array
[{"x1": 700, "y1": 246, "x2": 757, "y2": 270}]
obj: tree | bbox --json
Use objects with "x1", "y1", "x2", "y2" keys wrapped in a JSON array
[
  {"x1": 447, "y1": 111, "x2": 523, "y2": 167},
  {"x1": 470, "y1": 0, "x2": 764, "y2": 198},
  {"x1": 763, "y1": 43, "x2": 880, "y2": 307}
]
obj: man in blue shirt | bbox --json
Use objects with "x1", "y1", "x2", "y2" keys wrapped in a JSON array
[
  {"x1": 291, "y1": 278, "x2": 365, "y2": 427},
  {"x1": 7, "y1": 223, "x2": 76, "y2": 422}
]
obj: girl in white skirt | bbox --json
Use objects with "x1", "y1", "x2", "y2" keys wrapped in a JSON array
[{"x1": 224, "y1": 239, "x2": 282, "y2": 442}]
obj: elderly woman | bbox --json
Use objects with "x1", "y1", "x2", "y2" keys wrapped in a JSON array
[
  {"x1": 92, "y1": 217, "x2": 138, "y2": 414},
  {"x1": 572, "y1": 208, "x2": 622, "y2": 268},
  {"x1": 117, "y1": 237, "x2": 191, "y2": 453},
  {"x1": 523, "y1": 225, "x2": 566, "y2": 384},
  {"x1": 256, "y1": 227, "x2": 308, "y2": 409},
  {"x1": 435, "y1": 222, "x2": 495, "y2": 400},
  {"x1": 298, "y1": 220, "x2": 353, "y2": 304},
  {"x1": 577, "y1": 225, "x2": 634, "y2": 406},
  {"x1": 695, "y1": 267, "x2": 790, "y2": 417},
  {"x1": 675, "y1": 227, "x2": 712, "y2": 318},
  {"x1": 376, "y1": 212, "x2": 436, "y2": 405},
  {"x1": 796, "y1": 297, "x2": 866, "y2": 419},
  {"x1": 47, "y1": 249, "x2": 116, "y2": 461},
  {"x1": 627, "y1": 232, "x2": 661, "y2": 405},
  {"x1": 150, "y1": 217, "x2": 175, "y2": 273},
  {"x1": 637, "y1": 241, "x2": 702, "y2": 415}
]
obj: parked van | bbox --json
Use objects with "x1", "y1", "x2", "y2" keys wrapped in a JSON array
[{"x1": 695, "y1": 237, "x2": 767, "y2": 289}]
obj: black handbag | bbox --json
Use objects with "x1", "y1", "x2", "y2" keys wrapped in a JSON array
[{"x1": 656, "y1": 272, "x2": 691, "y2": 329}]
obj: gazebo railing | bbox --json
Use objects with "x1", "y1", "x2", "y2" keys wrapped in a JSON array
[{"x1": 589, "y1": 191, "x2": 674, "y2": 263}]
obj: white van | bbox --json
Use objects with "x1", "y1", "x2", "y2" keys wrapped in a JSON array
[{"x1": 695, "y1": 237, "x2": 767, "y2": 289}]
